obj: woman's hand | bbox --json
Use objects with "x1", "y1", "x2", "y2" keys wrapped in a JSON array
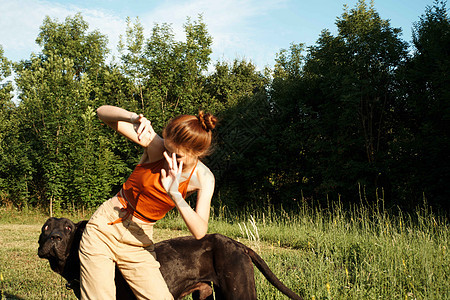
[
  {"x1": 161, "y1": 151, "x2": 183, "y2": 199},
  {"x1": 131, "y1": 114, "x2": 155, "y2": 144}
]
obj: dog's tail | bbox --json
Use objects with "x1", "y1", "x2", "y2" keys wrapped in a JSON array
[{"x1": 247, "y1": 247, "x2": 303, "y2": 300}]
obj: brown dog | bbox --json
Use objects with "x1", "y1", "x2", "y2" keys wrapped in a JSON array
[{"x1": 38, "y1": 217, "x2": 302, "y2": 300}]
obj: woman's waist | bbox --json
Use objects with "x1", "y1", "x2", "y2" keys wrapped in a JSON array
[{"x1": 109, "y1": 195, "x2": 155, "y2": 225}]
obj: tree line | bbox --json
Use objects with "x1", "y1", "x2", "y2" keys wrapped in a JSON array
[{"x1": 0, "y1": 0, "x2": 449, "y2": 213}]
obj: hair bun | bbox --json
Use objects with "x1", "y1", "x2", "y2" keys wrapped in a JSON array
[{"x1": 198, "y1": 111, "x2": 217, "y2": 132}]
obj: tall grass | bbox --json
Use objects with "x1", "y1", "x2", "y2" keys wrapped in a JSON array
[
  {"x1": 1, "y1": 196, "x2": 449, "y2": 299},
  {"x1": 158, "y1": 195, "x2": 449, "y2": 299}
]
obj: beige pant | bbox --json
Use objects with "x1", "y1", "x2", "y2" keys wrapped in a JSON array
[{"x1": 79, "y1": 198, "x2": 174, "y2": 300}]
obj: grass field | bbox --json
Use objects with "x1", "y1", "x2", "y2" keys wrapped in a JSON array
[{"x1": 0, "y1": 200, "x2": 449, "y2": 299}]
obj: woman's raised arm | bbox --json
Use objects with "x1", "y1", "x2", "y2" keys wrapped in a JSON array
[{"x1": 97, "y1": 105, "x2": 158, "y2": 147}]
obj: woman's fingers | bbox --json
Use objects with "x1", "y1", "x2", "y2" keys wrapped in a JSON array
[
  {"x1": 161, "y1": 152, "x2": 183, "y2": 194},
  {"x1": 137, "y1": 117, "x2": 148, "y2": 135},
  {"x1": 132, "y1": 114, "x2": 155, "y2": 142},
  {"x1": 138, "y1": 121, "x2": 152, "y2": 141},
  {"x1": 163, "y1": 151, "x2": 173, "y2": 169},
  {"x1": 171, "y1": 153, "x2": 183, "y2": 175},
  {"x1": 163, "y1": 151, "x2": 183, "y2": 175},
  {"x1": 172, "y1": 153, "x2": 178, "y2": 173}
]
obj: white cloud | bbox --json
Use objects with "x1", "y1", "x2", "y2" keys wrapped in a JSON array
[
  {"x1": 0, "y1": 0, "x2": 58, "y2": 59},
  {"x1": 0, "y1": 0, "x2": 125, "y2": 62},
  {"x1": 139, "y1": 0, "x2": 288, "y2": 67},
  {"x1": 0, "y1": 0, "x2": 287, "y2": 68}
]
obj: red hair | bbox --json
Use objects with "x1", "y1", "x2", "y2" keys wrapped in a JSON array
[{"x1": 163, "y1": 111, "x2": 217, "y2": 157}]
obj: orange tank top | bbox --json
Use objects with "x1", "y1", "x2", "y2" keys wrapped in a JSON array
[{"x1": 115, "y1": 158, "x2": 196, "y2": 223}]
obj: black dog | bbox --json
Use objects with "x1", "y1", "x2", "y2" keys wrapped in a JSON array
[{"x1": 38, "y1": 217, "x2": 302, "y2": 300}]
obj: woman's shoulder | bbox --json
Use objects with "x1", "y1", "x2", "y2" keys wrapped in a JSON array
[
  {"x1": 142, "y1": 136, "x2": 165, "y2": 163},
  {"x1": 195, "y1": 160, "x2": 215, "y2": 182}
]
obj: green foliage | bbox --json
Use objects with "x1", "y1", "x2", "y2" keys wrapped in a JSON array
[
  {"x1": 36, "y1": 13, "x2": 109, "y2": 78},
  {"x1": 119, "y1": 15, "x2": 214, "y2": 129},
  {"x1": 274, "y1": 42, "x2": 305, "y2": 79},
  {"x1": 15, "y1": 54, "x2": 86, "y2": 206},
  {"x1": 0, "y1": 45, "x2": 31, "y2": 207},
  {"x1": 202, "y1": 59, "x2": 271, "y2": 208},
  {"x1": 302, "y1": 0, "x2": 407, "y2": 198},
  {"x1": 11, "y1": 15, "x2": 124, "y2": 209},
  {"x1": 0, "y1": 45, "x2": 13, "y2": 111},
  {"x1": 394, "y1": 0, "x2": 450, "y2": 210},
  {"x1": 207, "y1": 59, "x2": 268, "y2": 106},
  {"x1": 256, "y1": 0, "x2": 412, "y2": 208}
]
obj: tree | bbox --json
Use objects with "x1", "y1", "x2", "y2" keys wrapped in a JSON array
[
  {"x1": 13, "y1": 15, "x2": 119, "y2": 210},
  {"x1": 0, "y1": 45, "x2": 13, "y2": 102},
  {"x1": 267, "y1": 0, "x2": 408, "y2": 205},
  {"x1": 266, "y1": 43, "x2": 321, "y2": 203},
  {"x1": 118, "y1": 17, "x2": 146, "y2": 109},
  {"x1": 203, "y1": 59, "x2": 273, "y2": 208},
  {"x1": 206, "y1": 59, "x2": 268, "y2": 108},
  {"x1": 36, "y1": 13, "x2": 109, "y2": 79},
  {"x1": 0, "y1": 46, "x2": 31, "y2": 206},
  {"x1": 119, "y1": 15, "x2": 213, "y2": 129},
  {"x1": 397, "y1": 0, "x2": 450, "y2": 209}
]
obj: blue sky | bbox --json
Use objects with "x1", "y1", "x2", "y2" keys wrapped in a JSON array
[{"x1": 0, "y1": 0, "x2": 433, "y2": 70}]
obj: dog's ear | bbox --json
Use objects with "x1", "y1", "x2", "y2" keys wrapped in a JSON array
[
  {"x1": 74, "y1": 220, "x2": 88, "y2": 231},
  {"x1": 74, "y1": 220, "x2": 84, "y2": 227}
]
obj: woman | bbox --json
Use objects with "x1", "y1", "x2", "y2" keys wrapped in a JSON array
[{"x1": 79, "y1": 105, "x2": 217, "y2": 299}]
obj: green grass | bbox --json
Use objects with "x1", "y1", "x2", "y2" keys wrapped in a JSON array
[{"x1": 1, "y1": 200, "x2": 449, "y2": 299}]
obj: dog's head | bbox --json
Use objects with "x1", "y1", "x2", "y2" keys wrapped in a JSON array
[{"x1": 38, "y1": 217, "x2": 77, "y2": 273}]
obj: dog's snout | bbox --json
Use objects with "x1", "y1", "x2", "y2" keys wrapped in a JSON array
[{"x1": 50, "y1": 232, "x2": 63, "y2": 241}]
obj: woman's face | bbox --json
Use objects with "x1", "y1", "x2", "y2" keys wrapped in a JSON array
[{"x1": 164, "y1": 141, "x2": 198, "y2": 169}]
